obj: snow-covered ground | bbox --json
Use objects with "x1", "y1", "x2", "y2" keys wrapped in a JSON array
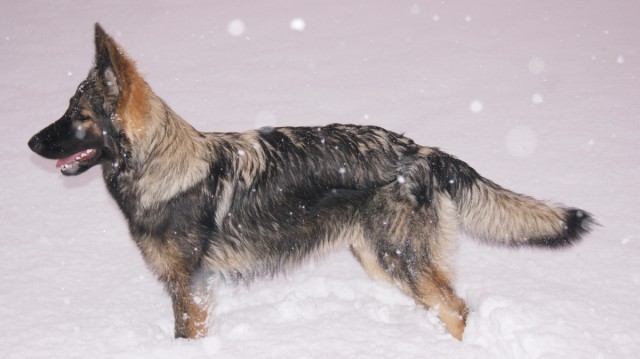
[{"x1": 2, "y1": 1, "x2": 639, "y2": 358}]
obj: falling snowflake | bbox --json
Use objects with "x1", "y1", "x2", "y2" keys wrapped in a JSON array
[
  {"x1": 227, "y1": 19, "x2": 245, "y2": 37},
  {"x1": 290, "y1": 18, "x2": 306, "y2": 31},
  {"x1": 470, "y1": 100, "x2": 483, "y2": 113},
  {"x1": 532, "y1": 93, "x2": 543, "y2": 104},
  {"x1": 528, "y1": 57, "x2": 546, "y2": 74}
]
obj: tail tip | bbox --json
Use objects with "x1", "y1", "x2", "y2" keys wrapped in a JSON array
[
  {"x1": 565, "y1": 208, "x2": 595, "y2": 236},
  {"x1": 538, "y1": 208, "x2": 595, "y2": 248}
]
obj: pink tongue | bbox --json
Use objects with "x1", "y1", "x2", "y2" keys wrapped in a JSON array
[{"x1": 55, "y1": 152, "x2": 84, "y2": 168}]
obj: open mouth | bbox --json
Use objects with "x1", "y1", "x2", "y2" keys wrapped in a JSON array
[{"x1": 55, "y1": 148, "x2": 101, "y2": 175}]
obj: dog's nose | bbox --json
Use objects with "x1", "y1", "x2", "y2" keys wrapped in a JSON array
[{"x1": 28, "y1": 134, "x2": 43, "y2": 154}]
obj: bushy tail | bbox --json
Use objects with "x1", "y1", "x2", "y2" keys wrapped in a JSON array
[{"x1": 427, "y1": 150, "x2": 594, "y2": 247}]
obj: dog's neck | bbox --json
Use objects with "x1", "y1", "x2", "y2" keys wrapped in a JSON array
[{"x1": 115, "y1": 88, "x2": 212, "y2": 208}]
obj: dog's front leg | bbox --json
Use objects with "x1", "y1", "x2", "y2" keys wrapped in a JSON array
[{"x1": 168, "y1": 272, "x2": 214, "y2": 339}]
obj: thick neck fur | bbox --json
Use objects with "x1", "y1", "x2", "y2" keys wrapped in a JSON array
[{"x1": 113, "y1": 84, "x2": 212, "y2": 208}]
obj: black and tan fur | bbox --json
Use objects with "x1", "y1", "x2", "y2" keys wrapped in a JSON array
[{"x1": 28, "y1": 24, "x2": 593, "y2": 341}]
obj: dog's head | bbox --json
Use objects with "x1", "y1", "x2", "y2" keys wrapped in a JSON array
[{"x1": 28, "y1": 24, "x2": 145, "y2": 175}]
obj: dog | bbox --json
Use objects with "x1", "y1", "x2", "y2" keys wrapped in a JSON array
[{"x1": 28, "y1": 24, "x2": 593, "y2": 341}]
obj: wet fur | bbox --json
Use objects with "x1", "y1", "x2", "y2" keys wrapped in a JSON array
[{"x1": 28, "y1": 24, "x2": 594, "y2": 341}]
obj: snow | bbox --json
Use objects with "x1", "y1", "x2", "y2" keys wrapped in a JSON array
[
  {"x1": 528, "y1": 58, "x2": 546, "y2": 75},
  {"x1": 2, "y1": 0, "x2": 639, "y2": 358},
  {"x1": 470, "y1": 100, "x2": 484, "y2": 114},
  {"x1": 227, "y1": 19, "x2": 246, "y2": 37},
  {"x1": 532, "y1": 93, "x2": 544, "y2": 105},
  {"x1": 289, "y1": 18, "x2": 306, "y2": 32}
]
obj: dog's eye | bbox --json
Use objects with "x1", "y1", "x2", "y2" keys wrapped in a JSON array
[{"x1": 79, "y1": 115, "x2": 93, "y2": 123}]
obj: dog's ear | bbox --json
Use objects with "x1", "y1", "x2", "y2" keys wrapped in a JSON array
[
  {"x1": 94, "y1": 23, "x2": 137, "y2": 99},
  {"x1": 93, "y1": 23, "x2": 149, "y2": 140}
]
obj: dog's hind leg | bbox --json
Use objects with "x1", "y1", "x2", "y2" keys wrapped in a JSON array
[
  {"x1": 409, "y1": 266, "x2": 469, "y2": 340},
  {"x1": 363, "y1": 190, "x2": 467, "y2": 340},
  {"x1": 351, "y1": 241, "x2": 468, "y2": 340},
  {"x1": 407, "y1": 194, "x2": 468, "y2": 340}
]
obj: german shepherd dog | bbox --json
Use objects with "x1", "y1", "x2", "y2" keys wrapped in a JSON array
[{"x1": 28, "y1": 24, "x2": 593, "y2": 341}]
